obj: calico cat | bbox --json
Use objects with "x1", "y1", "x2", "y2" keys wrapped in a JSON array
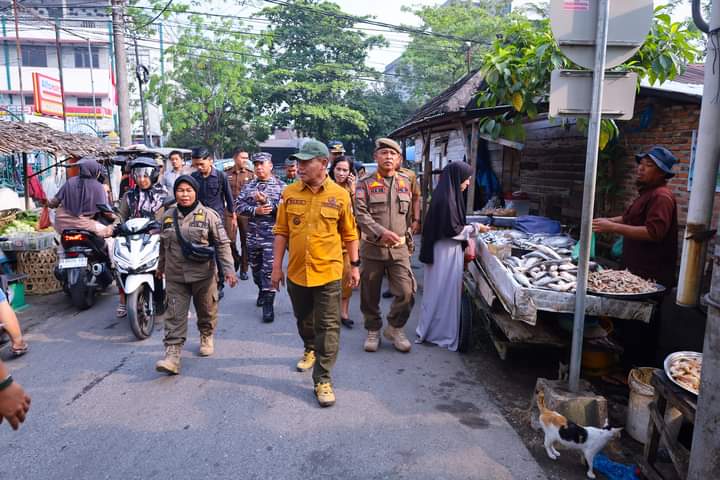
[{"x1": 536, "y1": 390, "x2": 622, "y2": 479}]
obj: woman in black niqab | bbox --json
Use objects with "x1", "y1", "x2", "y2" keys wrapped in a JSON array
[{"x1": 419, "y1": 161, "x2": 474, "y2": 264}]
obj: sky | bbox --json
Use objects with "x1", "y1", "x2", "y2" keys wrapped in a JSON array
[
  {"x1": 191, "y1": 1, "x2": 698, "y2": 71},
  {"x1": 331, "y1": 0, "x2": 696, "y2": 70}
]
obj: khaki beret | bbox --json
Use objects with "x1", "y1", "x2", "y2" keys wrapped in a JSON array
[{"x1": 374, "y1": 137, "x2": 401, "y2": 154}]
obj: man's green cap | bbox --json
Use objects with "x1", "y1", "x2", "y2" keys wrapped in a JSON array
[
  {"x1": 375, "y1": 137, "x2": 401, "y2": 154},
  {"x1": 289, "y1": 140, "x2": 330, "y2": 161}
]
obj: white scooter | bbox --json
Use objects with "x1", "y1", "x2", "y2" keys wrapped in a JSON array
[{"x1": 112, "y1": 217, "x2": 165, "y2": 339}]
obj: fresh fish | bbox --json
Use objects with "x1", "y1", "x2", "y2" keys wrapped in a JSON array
[
  {"x1": 530, "y1": 270, "x2": 546, "y2": 280},
  {"x1": 559, "y1": 272, "x2": 577, "y2": 282},
  {"x1": 505, "y1": 256, "x2": 521, "y2": 267},
  {"x1": 550, "y1": 265, "x2": 558, "y2": 272},
  {"x1": 559, "y1": 263, "x2": 576, "y2": 271},
  {"x1": 525, "y1": 251, "x2": 552, "y2": 261},
  {"x1": 534, "y1": 276, "x2": 556, "y2": 287},
  {"x1": 522, "y1": 256, "x2": 543, "y2": 269},
  {"x1": 535, "y1": 244, "x2": 563, "y2": 260},
  {"x1": 556, "y1": 282, "x2": 576, "y2": 292},
  {"x1": 513, "y1": 272, "x2": 532, "y2": 288}
]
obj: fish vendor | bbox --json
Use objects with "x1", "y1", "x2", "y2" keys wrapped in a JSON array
[
  {"x1": 592, "y1": 146, "x2": 679, "y2": 365},
  {"x1": 592, "y1": 146, "x2": 679, "y2": 289}
]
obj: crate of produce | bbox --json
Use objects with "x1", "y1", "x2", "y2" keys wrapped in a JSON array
[
  {"x1": 0, "y1": 232, "x2": 56, "y2": 251},
  {"x1": 17, "y1": 248, "x2": 62, "y2": 295}
]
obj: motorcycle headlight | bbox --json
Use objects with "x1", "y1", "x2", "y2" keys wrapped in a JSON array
[{"x1": 139, "y1": 257, "x2": 159, "y2": 271}]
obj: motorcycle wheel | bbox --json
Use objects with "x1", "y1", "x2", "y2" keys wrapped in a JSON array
[
  {"x1": 127, "y1": 285, "x2": 155, "y2": 340},
  {"x1": 69, "y1": 273, "x2": 95, "y2": 310}
]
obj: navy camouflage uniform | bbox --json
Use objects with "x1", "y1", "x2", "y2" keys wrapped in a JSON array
[{"x1": 235, "y1": 175, "x2": 285, "y2": 291}]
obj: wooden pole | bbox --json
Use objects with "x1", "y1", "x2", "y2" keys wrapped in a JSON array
[
  {"x1": 421, "y1": 129, "x2": 432, "y2": 220},
  {"x1": 11, "y1": 0, "x2": 25, "y2": 122},
  {"x1": 466, "y1": 121, "x2": 479, "y2": 213},
  {"x1": 54, "y1": 20, "x2": 68, "y2": 132},
  {"x1": 22, "y1": 152, "x2": 28, "y2": 210}
]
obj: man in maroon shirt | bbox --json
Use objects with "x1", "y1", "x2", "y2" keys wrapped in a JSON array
[{"x1": 593, "y1": 146, "x2": 679, "y2": 288}]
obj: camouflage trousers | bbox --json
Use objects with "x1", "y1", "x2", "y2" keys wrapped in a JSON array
[{"x1": 248, "y1": 238, "x2": 274, "y2": 291}]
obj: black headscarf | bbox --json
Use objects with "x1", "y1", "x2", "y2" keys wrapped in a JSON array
[
  {"x1": 419, "y1": 161, "x2": 474, "y2": 264},
  {"x1": 174, "y1": 175, "x2": 200, "y2": 216}
]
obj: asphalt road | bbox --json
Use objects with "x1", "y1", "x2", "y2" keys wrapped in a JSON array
[{"x1": 1, "y1": 275, "x2": 547, "y2": 480}]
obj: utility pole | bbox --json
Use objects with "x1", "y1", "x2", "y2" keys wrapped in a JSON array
[
  {"x1": 464, "y1": 42, "x2": 472, "y2": 74},
  {"x1": 687, "y1": 1, "x2": 720, "y2": 477},
  {"x1": 11, "y1": 0, "x2": 24, "y2": 122},
  {"x1": 568, "y1": 0, "x2": 610, "y2": 393},
  {"x1": 133, "y1": 35, "x2": 149, "y2": 146},
  {"x1": 111, "y1": 0, "x2": 131, "y2": 146},
  {"x1": 54, "y1": 20, "x2": 68, "y2": 132},
  {"x1": 87, "y1": 39, "x2": 98, "y2": 135}
]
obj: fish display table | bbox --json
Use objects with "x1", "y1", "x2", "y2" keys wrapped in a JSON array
[{"x1": 463, "y1": 235, "x2": 656, "y2": 358}]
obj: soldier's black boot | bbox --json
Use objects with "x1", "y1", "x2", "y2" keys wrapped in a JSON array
[
  {"x1": 262, "y1": 291, "x2": 275, "y2": 323},
  {"x1": 256, "y1": 290, "x2": 265, "y2": 307}
]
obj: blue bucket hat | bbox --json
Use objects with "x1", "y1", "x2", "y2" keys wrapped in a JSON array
[{"x1": 635, "y1": 146, "x2": 677, "y2": 178}]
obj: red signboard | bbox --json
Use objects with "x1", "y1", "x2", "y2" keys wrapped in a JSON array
[{"x1": 32, "y1": 72, "x2": 64, "y2": 118}]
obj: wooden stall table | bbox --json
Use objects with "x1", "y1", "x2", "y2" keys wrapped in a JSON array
[{"x1": 640, "y1": 369, "x2": 696, "y2": 480}]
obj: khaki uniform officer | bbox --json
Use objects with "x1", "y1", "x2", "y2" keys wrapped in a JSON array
[
  {"x1": 155, "y1": 175, "x2": 237, "y2": 375},
  {"x1": 272, "y1": 140, "x2": 359, "y2": 408},
  {"x1": 355, "y1": 138, "x2": 415, "y2": 353},
  {"x1": 225, "y1": 153, "x2": 254, "y2": 279}
]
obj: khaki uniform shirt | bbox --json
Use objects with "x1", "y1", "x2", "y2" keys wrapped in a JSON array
[
  {"x1": 226, "y1": 164, "x2": 254, "y2": 200},
  {"x1": 355, "y1": 171, "x2": 413, "y2": 261},
  {"x1": 274, "y1": 176, "x2": 358, "y2": 287},
  {"x1": 399, "y1": 167, "x2": 421, "y2": 199},
  {"x1": 158, "y1": 203, "x2": 234, "y2": 283}
]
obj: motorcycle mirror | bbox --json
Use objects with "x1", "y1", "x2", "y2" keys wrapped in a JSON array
[{"x1": 96, "y1": 204, "x2": 113, "y2": 214}]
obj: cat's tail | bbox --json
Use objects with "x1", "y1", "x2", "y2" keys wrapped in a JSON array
[{"x1": 536, "y1": 389, "x2": 549, "y2": 414}]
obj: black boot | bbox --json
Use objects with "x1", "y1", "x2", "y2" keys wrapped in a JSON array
[
  {"x1": 262, "y1": 291, "x2": 275, "y2": 323},
  {"x1": 256, "y1": 290, "x2": 265, "y2": 307}
]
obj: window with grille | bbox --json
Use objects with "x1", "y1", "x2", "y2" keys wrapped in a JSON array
[
  {"x1": 77, "y1": 97, "x2": 98, "y2": 107},
  {"x1": 74, "y1": 47, "x2": 99, "y2": 68},
  {"x1": 21, "y1": 46, "x2": 47, "y2": 67}
]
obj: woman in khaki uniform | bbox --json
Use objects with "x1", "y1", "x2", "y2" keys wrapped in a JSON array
[
  {"x1": 329, "y1": 155, "x2": 358, "y2": 329},
  {"x1": 155, "y1": 176, "x2": 237, "y2": 375}
]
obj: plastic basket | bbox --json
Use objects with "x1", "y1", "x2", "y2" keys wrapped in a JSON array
[{"x1": 0, "y1": 232, "x2": 56, "y2": 251}]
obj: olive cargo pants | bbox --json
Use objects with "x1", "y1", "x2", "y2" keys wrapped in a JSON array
[
  {"x1": 164, "y1": 276, "x2": 218, "y2": 346},
  {"x1": 360, "y1": 256, "x2": 415, "y2": 331},
  {"x1": 287, "y1": 279, "x2": 342, "y2": 385}
]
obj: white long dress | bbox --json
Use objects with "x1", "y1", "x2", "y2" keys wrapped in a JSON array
[{"x1": 416, "y1": 225, "x2": 476, "y2": 351}]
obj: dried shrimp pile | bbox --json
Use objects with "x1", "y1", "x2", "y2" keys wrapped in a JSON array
[
  {"x1": 587, "y1": 269, "x2": 657, "y2": 294},
  {"x1": 669, "y1": 356, "x2": 702, "y2": 394}
]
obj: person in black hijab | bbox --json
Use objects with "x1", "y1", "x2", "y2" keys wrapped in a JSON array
[
  {"x1": 417, "y1": 161, "x2": 489, "y2": 351},
  {"x1": 420, "y1": 161, "x2": 476, "y2": 264}
]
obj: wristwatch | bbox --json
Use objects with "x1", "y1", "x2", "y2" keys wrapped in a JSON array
[{"x1": 350, "y1": 259, "x2": 361, "y2": 267}]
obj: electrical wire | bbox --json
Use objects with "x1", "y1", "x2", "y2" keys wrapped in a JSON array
[{"x1": 131, "y1": 0, "x2": 173, "y2": 31}]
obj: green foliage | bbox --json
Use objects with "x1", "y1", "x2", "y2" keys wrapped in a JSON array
[
  {"x1": 396, "y1": 1, "x2": 507, "y2": 104},
  {"x1": 342, "y1": 86, "x2": 417, "y2": 161},
  {"x1": 475, "y1": 6, "x2": 701, "y2": 148},
  {"x1": 147, "y1": 16, "x2": 270, "y2": 157},
  {"x1": 255, "y1": 0, "x2": 386, "y2": 141}
]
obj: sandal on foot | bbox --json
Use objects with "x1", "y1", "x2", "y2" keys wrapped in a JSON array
[
  {"x1": 341, "y1": 318, "x2": 354, "y2": 329},
  {"x1": 11, "y1": 342, "x2": 29, "y2": 357},
  {"x1": 116, "y1": 304, "x2": 127, "y2": 318}
]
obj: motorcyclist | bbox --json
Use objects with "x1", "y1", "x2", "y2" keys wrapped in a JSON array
[
  {"x1": 48, "y1": 157, "x2": 114, "y2": 237},
  {"x1": 114, "y1": 158, "x2": 169, "y2": 318}
]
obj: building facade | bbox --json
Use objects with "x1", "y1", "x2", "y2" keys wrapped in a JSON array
[{"x1": 0, "y1": 0, "x2": 164, "y2": 145}]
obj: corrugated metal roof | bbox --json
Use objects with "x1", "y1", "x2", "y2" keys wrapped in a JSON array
[{"x1": 674, "y1": 64, "x2": 704, "y2": 85}]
